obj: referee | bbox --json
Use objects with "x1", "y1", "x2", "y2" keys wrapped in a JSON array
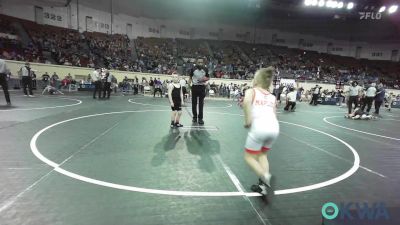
[
  {"x1": 189, "y1": 63, "x2": 209, "y2": 124},
  {"x1": 347, "y1": 81, "x2": 362, "y2": 115},
  {"x1": 0, "y1": 59, "x2": 11, "y2": 106},
  {"x1": 91, "y1": 68, "x2": 102, "y2": 99}
]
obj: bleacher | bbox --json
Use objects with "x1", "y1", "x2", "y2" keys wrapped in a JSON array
[{"x1": 0, "y1": 13, "x2": 399, "y2": 89}]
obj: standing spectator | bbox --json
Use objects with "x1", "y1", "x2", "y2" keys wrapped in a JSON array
[
  {"x1": 347, "y1": 81, "x2": 362, "y2": 115},
  {"x1": 297, "y1": 87, "x2": 304, "y2": 102},
  {"x1": 374, "y1": 84, "x2": 385, "y2": 116},
  {"x1": 91, "y1": 68, "x2": 101, "y2": 99},
  {"x1": 309, "y1": 85, "x2": 320, "y2": 106},
  {"x1": 51, "y1": 72, "x2": 60, "y2": 88},
  {"x1": 122, "y1": 76, "x2": 129, "y2": 94},
  {"x1": 20, "y1": 62, "x2": 34, "y2": 97},
  {"x1": 102, "y1": 71, "x2": 113, "y2": 99},
  {"x1": 149, "y1": 77, "x2": 154, "y2": 95},
  {"x1": 387, "y1": 92, "x2": 394, "y2": 112},
  {"x1": 284, "y1": 87, "x2": 297, "y2": 111},
  {"x1": 154, "y1": 78, "x2": 162, "y2": 97},
  {"x1": 0, "y1": 59, "x2": 11, "y2": 105},
  {"x1": 361, "y1": 83, "x2": 376, "y2": 113},
  {"x1": 42, "y1": 72, "x2": 50, "y2": 88},
  {"x1": 31, "y1": 71, "x2": 37, "y2": 90}
]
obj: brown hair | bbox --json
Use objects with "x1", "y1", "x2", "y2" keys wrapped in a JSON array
[{"x1": 253, "y1": 67, "x2": 274, "y2": 90}]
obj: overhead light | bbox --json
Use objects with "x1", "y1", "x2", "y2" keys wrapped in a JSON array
[
  {"x1": 337, "y1": 2, "x2": 344, "y2": 9},
  {"x1": 311, "y1": 0, "x2": 318, "y2": 6},
  {"x1": 331, "y1": 1, "x2": 338, "y2": 8},
  {"x1": 379, "y1": 6, "x2": 386, "y2": 13},
  {"x1": 326, "y1": 0, "x2": 332, "y2": 8},
  {"x1": 347, "y1": 2, "x2": 354, "y2": 10},
  {"x1": 318, "y1": 0, "x2": 325, "y2": 7},
  {"x1": 388, "y1": 5, "x2": 398, "y2": 14},
  {"x1": 304, "y1": 0, "x2": 312, "y2": 6}
]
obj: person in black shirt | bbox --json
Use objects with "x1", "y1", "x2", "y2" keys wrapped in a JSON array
[
  {"x1": 0, "y1": 59, "x2": 11, "y2": 105},
  {"x1": 189, "y1": 64, "x2": 209, "y2": 124},
  {"x1": 42, "y1": 72, "x2": 50, "y2": 88},
  {"x1": 168, "y1": 76, "x2": 184, "y2": 128},
  {"x1": 309, "y1": 85, "x2": 321, "y2": 105},
  {"x1": 102, "y1": 71, "x2": 112, "y2": 99}
]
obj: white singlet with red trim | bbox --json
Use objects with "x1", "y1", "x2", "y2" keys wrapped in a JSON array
[{"x1": 244, "y1": 88, "x2": 280, "y2": 154}]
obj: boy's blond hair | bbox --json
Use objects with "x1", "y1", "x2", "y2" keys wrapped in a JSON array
[{"x1": 253, "y1": 67, "x2": 274, "y2": 90}]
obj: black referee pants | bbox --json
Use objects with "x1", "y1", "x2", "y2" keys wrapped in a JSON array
[
  {"x1": 192, "y1": 85, "x2": 206, "y2": 120},
  {"x1": 284, "y1": 102, "x2": 296, "y2": 111},
  {"x1": 361, "y1": 97, "x2": 374, "y2": 113},
  {"x1": 93, "y1": 81, "x2": 102, "y2": 99},
  {"x1": 310, "y1": 94, "x2": 319, "y2": 105},
  {"x1": 0, "y1": 74, "x2": 11, "y2": 103},
  {"x1": 348, "y1": 96, "x2": 358, "y2": 114},
  {"x1": 21, "y1": 76, "x2": 33, "y2": 95},
  {"x1": 103, "y1": 82, "x2": 111, "y2": 99}
]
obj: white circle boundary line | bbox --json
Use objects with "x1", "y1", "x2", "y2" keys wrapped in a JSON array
[
  {"x1": 0, "y1": 97, "x2": 82, "y2": 112},
  {"x1": 128, "y1": 99, "x2": 233, "y2": 109},
  {"x1": 323, "y1": 116, "x2": 400, "y2": 141},
  {"x1": 30, "y1": 110, "x2": 360, "y2": 197}
]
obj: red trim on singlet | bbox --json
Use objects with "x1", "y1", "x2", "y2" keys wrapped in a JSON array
[
  {"x1": 245, "y1": 148, "x2": 271, "y2": 154},
  {"x1": 261, "y1": 147, "x2": 270, "y2": 152},
  {"x1": 245, "y1": 148, "x2": 262, "y2": 154}
]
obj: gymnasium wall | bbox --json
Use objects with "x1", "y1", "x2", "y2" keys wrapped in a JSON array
[
  {"x1": 5, "y1": 60, "x2": 400, "y2": 95},
  {"x1": 1, "y1": 0, "x2": 399, "y2": 62},
  {"x1": 4, "y1": 60, "x2": 251, "y2": 87}
]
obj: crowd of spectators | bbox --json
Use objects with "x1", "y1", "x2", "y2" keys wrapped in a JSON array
[
  {"x1": 133, "y1": 37, "x2": 177, "y2": 74},
  {"x1": 0, "y1": 14, "x2": 399, "y2": 89},
  {"x1": 85, "y1": 32, "x2": 132, "y2": 70}
]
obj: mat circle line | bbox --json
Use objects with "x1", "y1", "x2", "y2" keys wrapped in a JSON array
[
  {"x1": 0, "y1": 97, "x2": 82, "y2": 112},
  {"x1": 323, "y1": 116, "x2": 400, "y2": 141},
  {"x1": 30, "y1": 110, "x2": 360, "y2": 197}
]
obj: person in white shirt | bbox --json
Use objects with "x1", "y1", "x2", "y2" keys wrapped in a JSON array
[
  {"x1": 347, "y1": 81, "x2": 362, "y2": 115},
  {"x1": 242, "y1": 67, "x2": 279, "y2": 197},
  {"x1": 309, "y1": 85, "x2": 321, "y2": 105},
  {"x1": 284, "y1": 87, "x2": 297, "y2": 111},
  {"x1": 361, "y1": 83, "x2": 377, "y2": 113},
  {"x1": 0, "y1": 59, "x2": 11, "y2": 105},
  {"x1": 387, "y1": 92, "x2": 394, "y2": 112},
  {"x1": 91, "y1": 68, "x2": 101, "y2": 99},
  {"x1": 20, "y1": 62, "x2": 34, "y2": 97}
]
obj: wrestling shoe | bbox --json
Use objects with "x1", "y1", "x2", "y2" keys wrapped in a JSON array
[
  {"x1": 198, "y1": 119, "x2": 204, "y2": 125},
  {"x1": 259, "y1": 175, "x2": 276, "y2": 202},
  {"x1": 175, "y1": 123, "x2": 183, "y2": 127},
  {"x1": 251, "y1": 184, "x2": 267, "y2": 196},
  {"x1": 192, "y1": 117, "x2": 197, "y2": 123}
]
